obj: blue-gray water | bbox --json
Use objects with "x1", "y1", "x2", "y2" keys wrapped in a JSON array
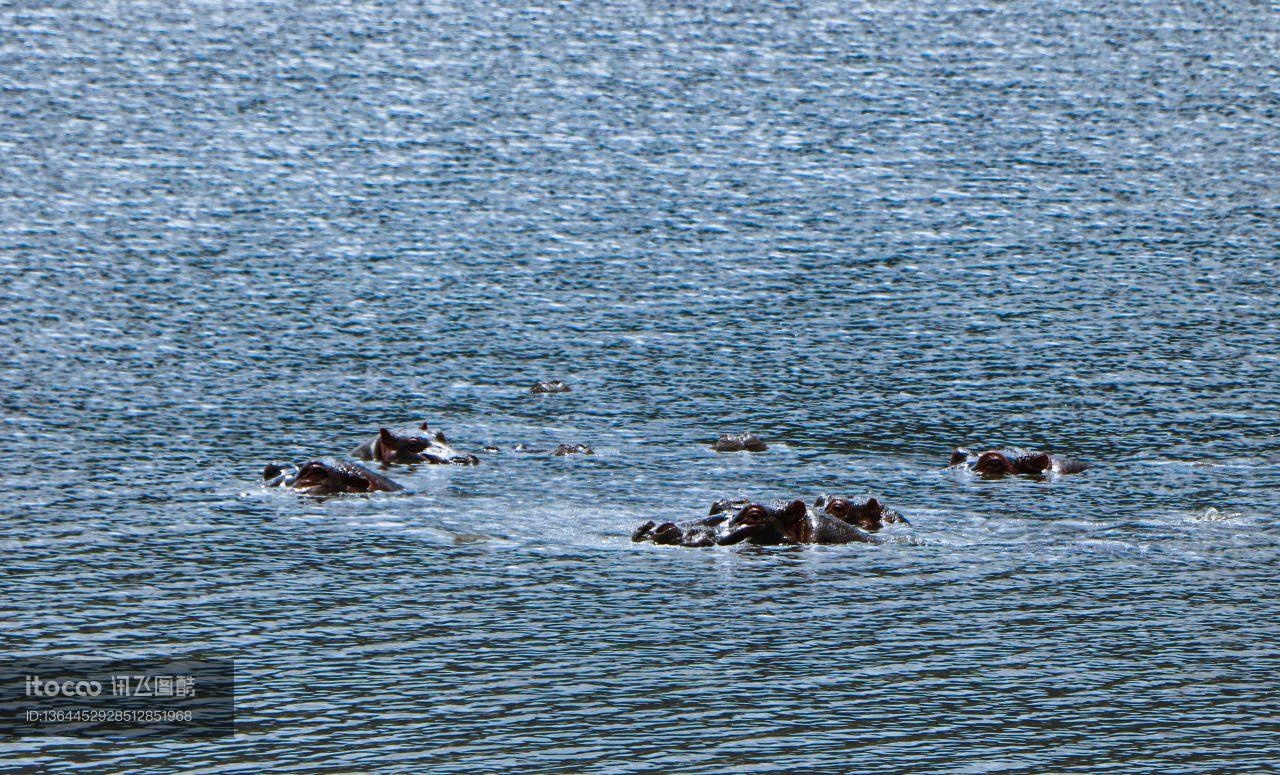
[{"x1": 3, "y1": 0, "x2": 1279, "y2": 771}]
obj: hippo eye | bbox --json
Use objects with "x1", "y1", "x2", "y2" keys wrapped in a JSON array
[
  {"x1": 738, "y1": 505, "x2": 767, "y2": 522},
  {"x1": 976, "y1": 452, "x2": 1012, "y2": 473},
  {"x1": 825, "y1": 498, "x2": 850, "y2": 516}
]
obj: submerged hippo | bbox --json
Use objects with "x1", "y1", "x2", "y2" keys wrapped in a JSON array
[
  {"x1": 720, "y1": 500, "x2": 881, "y2": 546},
  {"x1": 509, "y1": 443, "x2": 595, "y2": 456},
  {"x1": 262, "y1": 460, "x2": 404, "y2": 495},
  {"x1": 633, "y1": 499, "x2": 887, "y2": 547},
  {"x1": 949, "y1": 447, "x2": 1089, "y2": 477},
  {"x1": 709, "y1": 497, "x2": 751, "y2": 515},
  {"x1": 352, "y1": 423, "x2": 479, "y2": 466},
  {"x1": 813, "y1": 495, "x2": 908, "y2": 532},
  {"x1": 631, "y1": 512, "x2": 731, "y2": 547},
  {"x1": 711, "y1": 433, "x2": 768, "y2": 452},
  {"x1": 531, "y1": 380, "x2": 571, "y2": 394},
  {"x1": 630, "y1": 496, "x2": 758, "y2": 547}
]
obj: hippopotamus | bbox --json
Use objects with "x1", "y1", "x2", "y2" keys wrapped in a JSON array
[
  {"x1": 262, "y1": 460, "x2": 404, "y2": 495},
  {"x1": 631, "y1": 512, "x2": 731, "y2": 547},
  {"x1": 709, "y1": 497, "x2": 751, "y2": 515},
  {"x1": 711, "y1": 433, "x2": 768, "y2": 452},
  {"x1": 949, "y1": 447, "x2": 1089, "y2": 477},
  {"x1": 502, "y1": 443, "x2": 595, "y2": 455},
  {"x1": 352, "y1": 423, "x2": 479, "y2": 466},
  {"x1": 531, "y1": 380, "x2": 571, "y2": 394},
  {"x1": 718, "y1": 500, "x2": 881, "y2": 546},
  {"x1": 633, "y1": 499, "x2": 885, "y2": 547},
  {"x1": 813, "y1": 495, "x2": 908, "y2": 531}
]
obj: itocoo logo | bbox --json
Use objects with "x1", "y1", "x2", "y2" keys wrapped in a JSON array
[{"x1": 25, "y1": 676, "x2": 103, "y2": 697}]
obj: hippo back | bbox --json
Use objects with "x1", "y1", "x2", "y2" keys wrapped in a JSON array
[{"x1": 807, "y1": 512, "x2": 881, "y2": 545}]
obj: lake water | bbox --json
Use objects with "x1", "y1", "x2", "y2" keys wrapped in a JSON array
[{"x1": 2, "y1": 0, "x2": 1279, "y2": 771}]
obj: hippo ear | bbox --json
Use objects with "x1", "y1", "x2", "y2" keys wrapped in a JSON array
[
  {"x1": 262, "y1": 464, "x2": 283, "y2": 480},
  {"x1": 435, "y1": 430, "x2": 447, "y2": 443},
  {"x1": 783, "y1": 499, "x2": 808, "y2": 525},
  {"x1": 865, "y1": 497, "x2": 882, "y2": 513},
  {"x1": 379, "y1": 428, "x2": 398, "y2": 447},
  {"x1": 420, "y1": 421, "x2": 430, "y2": 431}
]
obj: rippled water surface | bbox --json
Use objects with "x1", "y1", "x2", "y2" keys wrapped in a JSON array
[{"x1": 3, "y1": 0, "x2": 1279, "y2": 771}]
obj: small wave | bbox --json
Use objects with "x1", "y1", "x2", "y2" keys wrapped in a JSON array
[{"x1": 1190, "y1": 506, "x2": 1241, "y2": 523}]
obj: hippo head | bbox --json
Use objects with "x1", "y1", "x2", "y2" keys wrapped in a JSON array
[
  {"x1": 291, "y1": 461, "x2": 348, "y2": 494},
  {"x1": 710, "y1": 497, "x2": 750, "y2": 515},
  {"x1": 824, "y1": 497, "x2": 888, "y2": 531},
  {"x1": 376, "y1": 427, "x2": 433, "y2": 465},
  {"x1": 974, "y1": 451, "x2": 1017, "y2": 476},
  {"x1": 727, "y1": 500, "x2": 809, "y2": 544}
]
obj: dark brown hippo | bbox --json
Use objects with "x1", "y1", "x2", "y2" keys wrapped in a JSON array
[
  {"x1": 631, "y1": 513, "x2": 731, "y2": 547},
  {"x1": 633, "y1": 499, "x2": 885, "y2": 547},
  {"x1": 262, "y1": 460, "x2": 404, "y2": 495},
  {"x1": 718, "y1": 500, "x2": 881, "y2": 546},
  {"x1": 708, "y1": 497, "x2": 751, "y2": 515},
  {"x1": 813, "y1": 495, "x2": 908, "y2": 531},
  {"x1": 531, "y1": 380, "x2": 571, "y2": 394},
  {"x1": 352, "y1": 423, "x2": 479, "y2": 466},
  {"x1": 949, "y1": 447, "x2": 1089, "y2": 477},
  {"x1": 711, "y1": 433, "x2": 768, "y2": 452}
]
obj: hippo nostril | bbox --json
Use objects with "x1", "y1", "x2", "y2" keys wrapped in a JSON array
[
  {"x1": 651, "y1": 523, "x2": 682, "y2": 545},
  {"x1": 631, "y1": 521, "x2": 657, "y2": 542}
]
